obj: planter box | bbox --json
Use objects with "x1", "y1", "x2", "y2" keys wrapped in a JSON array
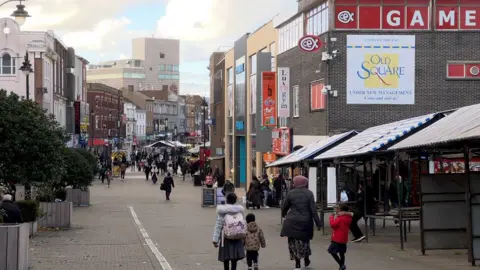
[
  {"x1": 0, "y1": 223, "x2": 29, "y2": 270},
  {"x1": 38, "y1": 202, "x2": 72, "y2": 228},
  {"x1": 27, "y1": 221, "x2": 37, "y2": 237},
  {"x1": 66, "y1": 188, "x2": 90, "y2": 207}
]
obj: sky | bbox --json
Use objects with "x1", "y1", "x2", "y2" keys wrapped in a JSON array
[{"x1": 0, "y1": 0, "x2": 297, "y2": 96}]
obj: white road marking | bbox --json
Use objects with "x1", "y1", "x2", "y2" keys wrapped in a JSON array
[{"x1": 128, "y1": 206, "x2": 173, "y2": 270}]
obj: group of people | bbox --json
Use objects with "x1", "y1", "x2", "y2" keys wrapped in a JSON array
[
  {"x1": 212, "y1": 175, "x2": 361, "y2": 270},
  {"x1": 246, "y1": 174, "x2": 287, "y2": 209}
]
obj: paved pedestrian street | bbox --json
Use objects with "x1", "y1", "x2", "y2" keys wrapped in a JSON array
[{"x1": 29, "y1": 172, "x2": 471, "y2": 270}]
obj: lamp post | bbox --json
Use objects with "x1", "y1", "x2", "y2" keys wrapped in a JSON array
[
  {"x1": 201, "y1": 98, "x2": 208, "y2": 174},
  {"x1": 19, "y1": 51, "x2": 33, "y2": 99},
  {"x1": 0, "y1": 0, "x2": 31, "y2": 26},
  {"x1": 173, "y1": 125, "x2": 177, "y2": 169},
  {"x1": 90, "y1": 111, "x2": 95, "y2": 151}
]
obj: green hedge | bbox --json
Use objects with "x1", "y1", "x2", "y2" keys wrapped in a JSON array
[{"x1": 15, "y1": 200, "x2": 39, "y2": 222}]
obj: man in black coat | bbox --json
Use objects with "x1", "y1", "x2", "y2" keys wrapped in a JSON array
[{"x1": 0, "y1": 194, "x2": 23, "y2": 223}]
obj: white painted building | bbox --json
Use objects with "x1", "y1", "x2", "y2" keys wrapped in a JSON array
[
  {"x1": 124, "y1": 101, "x2": 136, "y2": 150},
  {"x1": 136, "y1": 109, "x2": 146, "y2": 141},
  {"x1": 0, "y1": 18, "x2": 55, "y2": 114}
]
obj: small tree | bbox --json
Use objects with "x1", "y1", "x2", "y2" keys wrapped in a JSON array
[
  {"x1": 62, "y1": 147, "x2": 94, "y2": 190},
  {"x1": 0, "y1": 90, "x2": 67, "y2": 198},
  {"x1": 76, "y1": 149, "x2": 99, "y2": 176}
]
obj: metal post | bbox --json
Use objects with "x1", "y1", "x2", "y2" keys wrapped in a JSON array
[
  {"x1": 363, "y1": 162, "x2": 369, "y2": 243},
  {"x1": 26, "y1": 73, "x2": 29, "y2": 100},
  {"x1": 202, "y1": 104, "x2": 206, "y2": 174}
]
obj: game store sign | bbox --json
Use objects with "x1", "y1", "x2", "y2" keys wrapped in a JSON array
[{"x1": 335, "y1": 0, "x2": 480, "y2": 31}]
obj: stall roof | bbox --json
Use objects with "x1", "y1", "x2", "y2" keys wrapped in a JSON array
[
  {"x1": 315, "y1": 113, "x2": 440, "y2": 160},
  {"x1": 266, "y1": 131, "x2": 358, "y2": 167},
  {"x1": 144, "y1": 140, "x2": 174, "y2": 148},
  {"x1": 389, "y1": 104, "x2": 480, "y2": 150}
]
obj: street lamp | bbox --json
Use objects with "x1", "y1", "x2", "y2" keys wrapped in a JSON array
[
  {"x1": 201, "y1": 98, "x2": 208, "y2": 174},
  {"x1": 18, "y1": 51, "x2": 33, "y2": 99},
  {"x1": 173, "y1": 125, "x2": 177, "y2": 169},
  {"x1": 0, "y1": 0, "x2": 31, "y2": 26}
]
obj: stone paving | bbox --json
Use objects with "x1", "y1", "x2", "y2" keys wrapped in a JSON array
[{"x1": 29, "y1": 172, "x2": 473, "y2": 269}]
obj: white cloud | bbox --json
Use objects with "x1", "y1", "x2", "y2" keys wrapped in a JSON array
[{"x1": 156, "y1": 0, "x2": 297, "y2": 62}]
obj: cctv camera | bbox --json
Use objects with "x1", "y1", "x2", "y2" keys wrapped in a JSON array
[{"x1": 332, "y1": 50, "x2": 340, "y2": 54}]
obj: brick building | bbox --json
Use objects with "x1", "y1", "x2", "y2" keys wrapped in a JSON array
[
  {"x1": 276, "y1": 0, "x2": 480, "y2": 151},
  {"x1": 182, "y1": 94, "x2": 209, "y2": 144},
  {"x1": 209, "y1": 51, "x2": 226, "y2": 172},
  {"x1": 87, "y1": 83, "x2": 125, "y2": 147}
]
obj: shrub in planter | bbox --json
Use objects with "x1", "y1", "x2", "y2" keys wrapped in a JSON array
[
  {"x1": 76, "y1": 149, "x2": 99, "y2": 176},
  {"x1": 62, "y1": 148, "x2": 94, "y2": 190},
  {"x1": 15, "y1": 200, "x2": 39, "y2": 222}
]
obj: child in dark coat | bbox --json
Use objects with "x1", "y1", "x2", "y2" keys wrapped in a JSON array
[{"x1": 328, "y1": 204, "x2": 353, "y2": 270}]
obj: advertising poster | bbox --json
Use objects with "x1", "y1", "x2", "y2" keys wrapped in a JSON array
[
  {"x1": 433, "y1": 158, "x2": 480, "y2": 174},
  {"x1": 277, "y1": 67, "x2": 290, "y2": 117},
  {"x1": 346, "y1": 35, "x2": 415, "y2": 105},
  {"x1": 261, "y1": 71, "x2": 277, "y2": 126},
  {"x1": 272, "y1": 128, "x2": 291, "y2": 156}
]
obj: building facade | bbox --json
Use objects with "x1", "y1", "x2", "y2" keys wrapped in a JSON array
[
  {"x1": 87, "y1": 38, "x2": 180, "y2": 93},
  {"x1": 136, "y1": 109, "x2": 147, "y2": 143},
  {"x1": 183, "y1": 94, "x2": 208, "y2": 144},
  {"x1": 223, "y1": 20, "x2": 278, "y2": 187},
  {"x1": 87, "y1": 83, "x2": 125, "y2": 148},
  {"x1": 274, "y1": 0, "x2": 480, "y2": 155},
  {"x1": 209, "y1": 52, "x2": 226, "y2": 172},
  {"x1": 123, "y1": 100, "x2": 137, "y2": 150},
  {"x1": 121, "y1": 86, "x2": 154, "y2": 142}
]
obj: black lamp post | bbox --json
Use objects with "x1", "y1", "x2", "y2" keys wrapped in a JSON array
[
  {"x1": 0, "y1": 0, "x2": 31, "y2": 26},
  {"x1": 201, "y1": 98, "x2": 208, "y2": 174},
  {"x1": 173, "y1": 125, "x2": 177, "y2": 168},
  {"x1": 19, "y1": 52, "x2": 33, "y2": 99}
]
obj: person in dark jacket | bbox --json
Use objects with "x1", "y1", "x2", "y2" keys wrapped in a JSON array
[
  {"x1": 280, "y1": 175, "x2": 321, "y2": 270},
  {"x1": 162, "y1": 173, "x2": 175, "y2": 200},
  {"x1": 222, "y1": 179, "x2": 235, "y2": 196},
  {"x1": 247, "y1": 176, "x2": 263, "y2": 209},
  {"x1": 350, "y1": 183, "x2": 368, "y2": 242},
  {"x1": 273, "y1": 174, "x2": 287, "y2": 207},
  {"x1": 0, "y1": 194, "x2": 23, "y2": 223}
]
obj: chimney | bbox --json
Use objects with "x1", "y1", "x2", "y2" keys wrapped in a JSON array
[{"x1": 128, "y1": 85, "x2": 134, "y2": 92}]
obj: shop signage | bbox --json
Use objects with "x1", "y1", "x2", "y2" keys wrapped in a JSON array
[
  {"x1": 272, "y1": 128, "x2": 292, "y2": 156},
  {"x1": 235, "y1": 121, "x2": 244, "y2": 130},
  {"x1": 335, "y1": 1, "x2": 480, "y2": 31},
  {"x1": 346, "y1": 35, "x2": 415, "y2": 105},
  {"x1": 298, "y1": 35, "x2": 322, "y2": 53},
  {"x1": 277, "y1": 67, "x2": 290, "y2": 118},
  {"x1": 263, "y1": 152, "x2": 276, "y2": 163},
  {"x1": 26, "y1": 40, "x2": 47, "y2": 51},
  {"x1": 235, "y1": 63, "x2": 245, "y2": 74},
  {"x1": 447, "y1": 62, "x2": 480, "y2": 79},
  {"x1": 261, "y1": 71, "x2": 277, "y2": 127},
  {"x1": 74, "y1": 101, "x2": 81, "y2": 134}
]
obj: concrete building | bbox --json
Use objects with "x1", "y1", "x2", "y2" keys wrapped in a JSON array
[
  {"x1": 209, "y1": 51, "x2": 226, "y2": 172},
  {"x1": 87, "y1": 83, "x2": 125, "y2": 148},
  {"x1": 138, "y1": 89, "x2": 187, "y2": 142},
  {"x1": 273, "y1": 0, "x2": 480, "y2": 160},
  {"x1": 87, "y1": 38, "x2": 180, "y2": 93},
  {"x1": 222, "y1": 19, "x2": 278, "y2": 187}
]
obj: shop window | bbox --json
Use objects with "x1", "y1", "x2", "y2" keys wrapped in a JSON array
[
  {"x1": 293, "y1": 85, "x2": 300, "y2": 117},
  {"x1": 310, "y1": 81, "x2": 326, "y2": 110}
]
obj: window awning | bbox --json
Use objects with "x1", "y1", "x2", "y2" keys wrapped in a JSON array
[
  {"x1": 389, "y1": 103, "x2": 480, "y2": 150},
  {"x1": 266, "y1": 131, "x2": 358, "y2": 167},
  {"x1": 315, "y1": 113, "x2": 442, "y2": 160}
]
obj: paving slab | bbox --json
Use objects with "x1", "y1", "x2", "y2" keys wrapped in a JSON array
[{"x1": 29, "y1": 172, "x2": 473, "y2": 270}]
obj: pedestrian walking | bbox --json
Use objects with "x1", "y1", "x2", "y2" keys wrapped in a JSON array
[
  {"x1": 350, "y1": 184, "x2": 367, "y2": 243},
  {"x1": 106, "y1": 168, "x2": 112, "y2": 188},
  {"x1": 280, "y1": 175, "x2": 321, "y2": 270},
  {"x1": 206, "y1": 173, "x2": 214, "y2": 188},
  {"x1": 328, "y1": 204, "x2": 353, "y2": 270},
  {"x1": 222, "y1": 179, "x2": 235, "y2": 197},
  {"x1": 167, "y1": 163, "x2": 174, "y2": 175},
  {"x1": 246, "y1": 176, "x2": 262, "y2": 210},
  {"x1": 212, "y1": 193, "x2": 246, "y2": 270},
  {"x1": 244, "y1": 213, "x2": 266, "y2": 270},
  {"x1": 152, "y1": 170, "x2": 158, "y2": 184},
  {"x1": 260, "y1": 174, "x2": 271, "y2": 208},
  {"x1": 0, "y1": 194, "x2": 22, "y2": 223},
  {"x1": 120, "y1": 163, "x2": 127, "y2": 180},
  {"x1": 145, "y1": 165, "x2": 151, "y2": 181},
  {"x1": 160, "y1": 173, "x2": 175, "y2": 200}
]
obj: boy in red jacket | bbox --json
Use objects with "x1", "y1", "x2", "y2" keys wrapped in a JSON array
[{"x1": 328, "y1": 204, "x2": 353, "y2": 270}]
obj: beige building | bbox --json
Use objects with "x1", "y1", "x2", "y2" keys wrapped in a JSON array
[
  {"x1": 223, "y1": 19, "x2": 277, "y2": 187},
  {"x1": 87, "y1": 38, "x2": 180, "y2": 93}
]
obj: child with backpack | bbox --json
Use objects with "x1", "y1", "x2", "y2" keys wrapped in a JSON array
[
  {"x1": 328, "y1": 204, "x2": 353, "y2": 270},
  {"x1": 212, "y1": 193, "x2": 246, "y2": 270},
  {"x1": 244, "y1": 213, "x2": 266, "y2": 270}
]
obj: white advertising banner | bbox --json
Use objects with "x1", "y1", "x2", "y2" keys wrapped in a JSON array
[
  {"x1": 277, "y1": 67, "x2": 290, "y2": 117},
  {"x1": 250, "y1": 75, "x2": 256, "y2": 114},
  {"x1": 346, "y1": 35, "x2": 415, "y2": 105}
]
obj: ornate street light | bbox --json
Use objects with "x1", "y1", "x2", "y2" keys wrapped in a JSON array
[
  {"x1": 0, "y1": 0, "x2": 31, "y2": 26},
  {"x1": 18, "y1": 51, "x2": 33, "y2": 99}
]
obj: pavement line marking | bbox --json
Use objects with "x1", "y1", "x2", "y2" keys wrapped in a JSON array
[{"x1": 128, "y1": 206, "x2": 173, "y2": 270}]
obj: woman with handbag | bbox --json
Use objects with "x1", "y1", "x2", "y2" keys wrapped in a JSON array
[{"x1": 161, "y1": 173, "x2": 175, "y2": 200}]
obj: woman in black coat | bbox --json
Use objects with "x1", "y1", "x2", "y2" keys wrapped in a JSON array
[
  {"x1": 247, "y1": 176, "x2": 263, "y2": 209},
  {"x1": 162, "y1": 173, "x2": 175, "y2": 200},
  {"x1": 280, "y1": 175, "x2": 321, "y2": 269}
]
